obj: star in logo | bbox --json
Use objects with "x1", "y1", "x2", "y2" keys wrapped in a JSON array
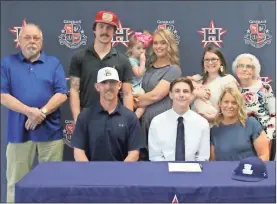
[
  {"x1": 197, "y1": 20, "x2": 227, "y2": 48},
  {"x1": 112, "y1": 21, "x2": 133, "y2": 47},
  {"x1": 9, "y1": 19, "x2": 27, "y2": 48}
]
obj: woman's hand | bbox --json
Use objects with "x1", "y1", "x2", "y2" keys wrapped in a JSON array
[
  {"x1": 197, "y1": 111, "x2": 217, "y2": 122},
  {"x1": 194, "y1": 87, "x2": 211, "y2": 101},
  {"x1": 133, "y1": 92, "x2": 143, "y2": 98}
]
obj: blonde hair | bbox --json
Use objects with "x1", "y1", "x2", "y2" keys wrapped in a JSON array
[
  {"x1": 126, "y1": 30, "x2": 151, "y2": 57},
  {"x1": 149, "y1": 29, "x2": 180, "y2": 67},
  {"x1": 214, "y1": 87, "x2": 247, "y2": 126}
]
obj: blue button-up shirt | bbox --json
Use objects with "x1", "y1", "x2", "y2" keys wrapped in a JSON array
[{"x1": 1, "y1": 51, "x2": 68, "y2": 143}]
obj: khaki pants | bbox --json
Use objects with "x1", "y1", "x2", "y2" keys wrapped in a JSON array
[{"x1": 6, "y1": 139, "x2": 64, "y2": 203}]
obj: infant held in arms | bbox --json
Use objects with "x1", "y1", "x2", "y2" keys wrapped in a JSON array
[{"x1": 189, "y1": 74, "x2": 218, "y2": 115}]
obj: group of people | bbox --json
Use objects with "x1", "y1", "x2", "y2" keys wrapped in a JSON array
[{"x1": 1, "y1": 10, "x2": 275, "y2": 203}]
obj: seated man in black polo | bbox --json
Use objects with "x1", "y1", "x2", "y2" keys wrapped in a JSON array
[{"x1": 71, "y1": 67, "x2": 145, "y2": 161}]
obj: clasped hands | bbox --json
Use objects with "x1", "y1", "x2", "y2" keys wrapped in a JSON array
[{"x1": 25, "y1": 107, "x2": 46, "y2": 131}]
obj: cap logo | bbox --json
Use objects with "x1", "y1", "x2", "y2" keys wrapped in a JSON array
[
  {"x1": 242, "y1": 164, "x2": 253, "y2": 175},
  {"x1": 102, "y1": 13, "x2": 113, "y2": 22},
  {"x1": 104, "y1": 69, "x2": 112, "y2": 76}
]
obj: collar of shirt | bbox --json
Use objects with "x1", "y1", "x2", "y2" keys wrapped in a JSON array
[
  {"x1": 87, "y1": 46, "x2": 117, "y2": 57},
  {"x1": 18, "y1": 51, "x2": 45, "y2": 63},
  {"x1": 95, "y1": 101, "x2": 122, "y2": 116},
  {"x1": 169, "y1": 108, "x2": 192, "y2": 123}
]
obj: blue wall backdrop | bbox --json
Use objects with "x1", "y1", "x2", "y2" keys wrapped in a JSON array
[{"x1": 1, "y1": 1, "x2": 275, "y2": 202}]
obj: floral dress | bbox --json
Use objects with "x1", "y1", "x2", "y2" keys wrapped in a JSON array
[{"x1": 241, "y1": 80, "x2": 276, "y2": 140}]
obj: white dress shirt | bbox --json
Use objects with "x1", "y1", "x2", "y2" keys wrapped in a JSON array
[{"x1": 148, "y1": 108, "x2": 210, "y2": 161}]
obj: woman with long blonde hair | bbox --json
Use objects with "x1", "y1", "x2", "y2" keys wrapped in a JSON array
[
  {"x1": 135, "y1": 28, "x2": 182, "y2": 160},
  {"x1": 210, "y1": 87, "x2": 269, "y2": 161}
]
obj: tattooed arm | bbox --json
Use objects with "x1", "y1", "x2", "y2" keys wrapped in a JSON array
[{"x1": 69, "y1": 76, "x2": 81, "y2": 123}]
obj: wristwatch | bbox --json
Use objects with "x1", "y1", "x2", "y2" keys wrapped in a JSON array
[{"x1": 41, "y1": 108, "x2": 48, "y2": 115}]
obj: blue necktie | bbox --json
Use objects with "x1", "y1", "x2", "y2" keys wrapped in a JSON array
[{"x1": 175, "y1": 116, "x2": 185, "y2": 161}]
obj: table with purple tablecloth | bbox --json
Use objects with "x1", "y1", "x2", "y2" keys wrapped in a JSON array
[{"x1": 15, "y1": 161, "x2": 276, "y2": 203}]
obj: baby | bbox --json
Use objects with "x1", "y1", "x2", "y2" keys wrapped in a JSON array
[
  {"x1": 126, "y1": 31, "x2": 153, "y2": 118},
  {"x1": 189, "y1": 74, "x2": 218, "y2": 116}
]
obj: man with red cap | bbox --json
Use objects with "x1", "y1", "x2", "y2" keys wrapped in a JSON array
[{"x1": 69, "y1": 10, "x2": 134, "y2": 123}]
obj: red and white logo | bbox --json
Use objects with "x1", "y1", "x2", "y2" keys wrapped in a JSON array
[
  {"x1": 244, "y1": 20, "x2": 272, "y2": 48},
  {"x1": 197, "y1": 20, "x2": 227, "y2": 48},
  {"x1": 112, "y1": 20, "x2": 133, "y2": 47},
  {"x1": 9, "y1": 19, "x2": 27, "y2": 48},
  {"x1": 157, "y1": 20, "x2": 180, "y2": 45},
  {"x1": 59, "y1": 20, "x2": 87, "y2": 49},
  {"x1": 63, "y1": 120, "x2": 75, "y2": 147}
]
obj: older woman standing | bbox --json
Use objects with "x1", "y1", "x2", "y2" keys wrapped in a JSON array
[
  {"x1": 135, "y1": 29, "x2": 182, "y2": 160},
  {"x1": 232, "y1": 53, "x2": 275, "y2": 158},
  {"x1": 210, "y1": 88, "x2": 269, "y2": 161}
]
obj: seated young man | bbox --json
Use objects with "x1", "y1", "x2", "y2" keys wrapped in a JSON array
[{"x1": 148, "y1": 77, "x2": 210, "y2": 161}]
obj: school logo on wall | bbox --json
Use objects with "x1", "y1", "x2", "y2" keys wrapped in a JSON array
[
  {"x1": 63, "y1": 120, "x2": 75, "y2": 147},
  {"x1": 112, "y1": 20, "x2": 133, "y2": 47},
  {"x1": 260, "y1": 76, "x2": 272, "y2": 84},
  {"x1": 197, "y1": 20, "x2": 227, "y2": 48},
  {"x1": 244, "y1": 20, "x2": 272, "y2": 48},
  {"x1": 9, "y1": 18, "x2": 27, "y2": 48},
  {"x1": 59, "y1": 20, "x2": 87, "y2": 49},
  {"x1": 157, "y1": 20, "x2": 180, "y2": 45}
]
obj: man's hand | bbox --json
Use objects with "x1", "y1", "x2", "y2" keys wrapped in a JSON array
[
  {"x1": 25, "y1": 118, "x2": 38, "y2": 131},
  {"x1": 26, "y1": 107, "x2": 46, "y2": 124}
]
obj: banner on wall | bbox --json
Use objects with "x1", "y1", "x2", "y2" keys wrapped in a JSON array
[{"x1": 7, "y1": 17, "x2": 275, "y2": 149}]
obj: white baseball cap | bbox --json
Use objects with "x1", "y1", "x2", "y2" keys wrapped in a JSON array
[{"x1": 97, "y1": 67, "x2": 120, "y2": 83}]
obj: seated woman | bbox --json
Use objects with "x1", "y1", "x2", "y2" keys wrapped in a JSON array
[
  {"x1": 189, "y1": 46, "x2": 238, "y2": 124},
  {"x1": 210, "y1": 87, "x2": 269, "y2": 161},
  {"x1": 232, "y1": 53, "x2": 276, "y2": 159}
]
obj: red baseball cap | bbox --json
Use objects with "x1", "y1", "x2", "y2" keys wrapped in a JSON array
[{"x1": 94, "y1": 10, "x2": 118, "y2": 28}]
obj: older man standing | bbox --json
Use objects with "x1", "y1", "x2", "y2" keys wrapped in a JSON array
[{"x1": 1, "y1": 24, "x2": 68, "y2": 202}]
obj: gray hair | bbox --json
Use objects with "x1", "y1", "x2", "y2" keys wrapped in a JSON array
[
  {"x1": 232, "y1": 53, "x2": 261, "y2": 79},
  {"x1": 19, "y1": 23, "x2": 43, "y2": 38}
]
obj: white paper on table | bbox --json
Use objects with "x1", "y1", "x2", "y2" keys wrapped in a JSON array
[{"x1": 168, "y1": 163, "x2": 202, "y2": 172}]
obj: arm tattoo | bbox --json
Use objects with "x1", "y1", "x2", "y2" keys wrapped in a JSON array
[{"x1": 70, "y1": 77, "x2": 80, "y2": 90}]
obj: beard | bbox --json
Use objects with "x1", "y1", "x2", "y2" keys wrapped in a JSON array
[{"x1": 23, "y1": 45, "x2": 39, "y2": 59}]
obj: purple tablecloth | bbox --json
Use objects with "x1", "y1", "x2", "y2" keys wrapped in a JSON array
[{"x1": 15, "y1": 161, "x2": 276, "y2": 203}]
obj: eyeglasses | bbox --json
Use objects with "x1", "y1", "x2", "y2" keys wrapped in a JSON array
[
  {"x1": 204, "y1": 58, "x2": 219, "y2": 63},
  {"x1": 20, "y1": 35, "x2": 42, "y2": 42},
  {"x1": 237, "y1": 64, "x2": 254, "y2": 69}
]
